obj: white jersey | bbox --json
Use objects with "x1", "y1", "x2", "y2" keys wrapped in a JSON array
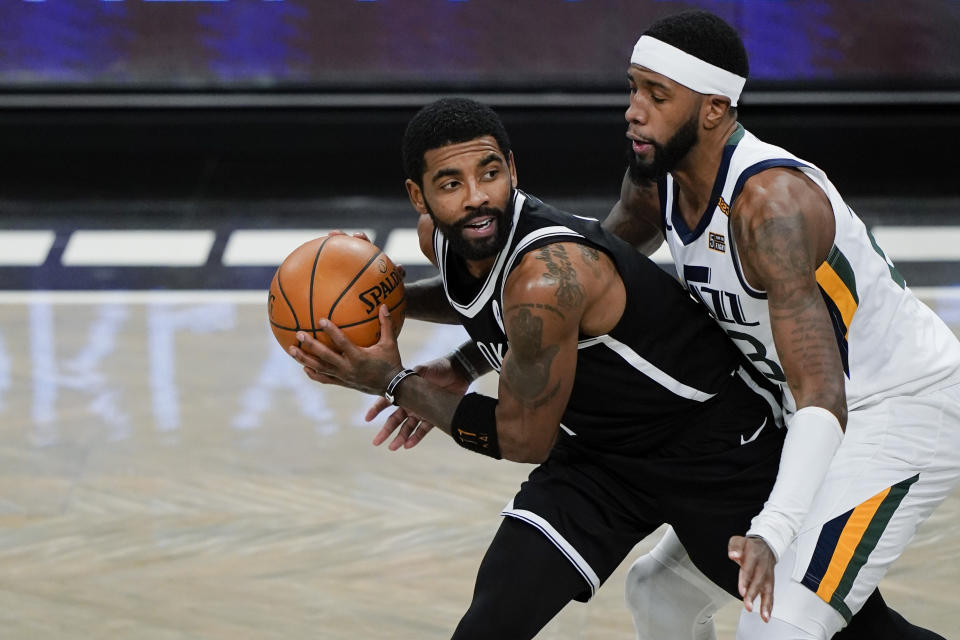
[{"x1": 662, "y1": 125, "x2": 960, "y2": 414}]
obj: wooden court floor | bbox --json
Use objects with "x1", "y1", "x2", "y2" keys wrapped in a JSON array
[{"x1": 0, "y1": 290, "x2": 958, "y2": 639}]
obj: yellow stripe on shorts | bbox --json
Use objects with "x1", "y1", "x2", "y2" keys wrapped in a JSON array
[
  {"x1": 815, "y1": 486, "x2": 889, "y2": 602},
  {"x1": 802, "y1": 475, "x2": 918, "y2": 622}
]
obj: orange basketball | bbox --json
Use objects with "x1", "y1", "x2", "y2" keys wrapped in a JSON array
[{"x1": 267, "y1": 234, "x2": 406, "y2": 352}]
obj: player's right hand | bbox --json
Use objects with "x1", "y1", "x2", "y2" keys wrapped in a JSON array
[
  {"x1": 728, "y1": 535, "x2": 776, "y2": 623},
  {"x1": 367, "y1": 355, "x2": 473, "y2": 450}
]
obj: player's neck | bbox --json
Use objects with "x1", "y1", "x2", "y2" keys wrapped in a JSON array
[
  {"x1": 463, "y1": 255, "x2": 498, "y2": 279},
  {"x1": 670, "y1": 120, "x2": 739, "y2": 229}
]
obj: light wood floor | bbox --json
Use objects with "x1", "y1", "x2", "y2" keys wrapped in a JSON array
[{"x1": 1, "y1": 290, "x2": 958, "y2": 639}]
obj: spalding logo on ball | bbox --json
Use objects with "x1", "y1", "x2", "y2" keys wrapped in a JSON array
[{"x1": 267, "y1": 234, "x2": 406, "y2": 351}]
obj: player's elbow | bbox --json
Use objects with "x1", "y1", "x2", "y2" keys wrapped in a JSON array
[
  {"x1": 497, "y1": 424, "x2": 556, "y2": 464},
  {"x1": 499, "y1": 439, "x2": 551, "y2": 464}
]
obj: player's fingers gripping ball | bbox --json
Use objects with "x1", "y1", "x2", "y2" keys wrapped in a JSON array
[{"x1": 268, "y1": 234, "x2": 406, "y2": 352}]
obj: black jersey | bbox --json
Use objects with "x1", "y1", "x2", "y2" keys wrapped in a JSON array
[{"x1": 435, "y1": 191, "x2": 758, "y2": 454}]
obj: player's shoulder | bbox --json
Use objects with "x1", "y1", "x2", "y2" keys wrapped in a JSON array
[
  {"x1": 504, "y1": 240, "x2": 605, "y2": 310},
  {"x1": 732, "y1": 166, "x2": 829, "y2": 233},
  {"x1": 519, "y1": 192, "x2": 572, "y2": 225}
]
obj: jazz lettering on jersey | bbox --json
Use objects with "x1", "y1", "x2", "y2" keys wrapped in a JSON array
[
  {"x1": 682, "y1": 264, "x2": 785, "y2": 382},
  {"x1": 682, "y1": 265, "x2": 758, "y2": 327}
]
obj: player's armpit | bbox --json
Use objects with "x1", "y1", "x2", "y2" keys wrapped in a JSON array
[
  {"x1": 602, "y1": 169, "x2": 663, "y2": 256},
  {"x1": 731, "y1": 176, "x2": 847, "y2": 426},
  {"x1": 494, "y1": 246, "x2": 585, "y2": 463}
]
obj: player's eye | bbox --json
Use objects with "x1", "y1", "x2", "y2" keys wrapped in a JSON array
[
  {"x1": 651, "y1": 93, "x2": 666, "y2": 104},
  {"x1": 440, "y1": 180, "x2": 460, "y2": 191},
  {"x1": 483, "y1": 169, "x2": 499, "y2": 180}
]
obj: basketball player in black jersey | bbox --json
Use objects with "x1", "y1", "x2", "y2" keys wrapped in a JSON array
[{"x1": 288, "y1": 97, "x2": 790, "y2": 639}]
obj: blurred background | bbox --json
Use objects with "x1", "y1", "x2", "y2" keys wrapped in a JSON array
[
  {"x1": 0, "y1": 2, "x2": 958, "y2": 639},
  {"x1": 0, "y1": 0, "x2": 958, "y2": 289}
]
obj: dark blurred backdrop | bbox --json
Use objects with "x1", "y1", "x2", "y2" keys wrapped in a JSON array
[{"x1": 1, "y1": 1, "x2": 958, "y2": 206}]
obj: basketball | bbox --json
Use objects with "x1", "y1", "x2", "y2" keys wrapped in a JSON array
[{"x1": 267, "y1": 234, "x2": 406, "y2": 352}]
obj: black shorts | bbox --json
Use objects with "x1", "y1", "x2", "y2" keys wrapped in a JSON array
[{"x1": 502, "y1": 375, "x2": 783, "y2": 601}]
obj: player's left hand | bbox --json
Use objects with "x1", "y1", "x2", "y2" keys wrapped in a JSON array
[
  {"x1": 289, "y1": 304, "x2": 404, "y2": 396},
  {"x1": 728, "y1": 535, "x2": 776, "y2": 623},
  {"x1": 366, "y1": 353, "x2": 472, "y2": 450}
]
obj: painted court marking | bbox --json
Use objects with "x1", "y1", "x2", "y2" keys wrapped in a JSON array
[
  {"x1": 61, "y1": 230, "x2": 216, "y2": 266},
  {"x1": 2, "y1": 226, "x2": 958, "y2": 267}
]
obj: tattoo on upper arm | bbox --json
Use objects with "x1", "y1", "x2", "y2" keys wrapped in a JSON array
[
  {"x1": 505, "y1": 302, "x2": 566, "y2": 320},
  {"x1": 502, "y1": 307, "x2": 561, "y2": 406},
  {"x1": 578, "y1": 245, "x2": 602, "y2": 277},
  {"x1": 745, "y1": 213, "x2": 817, "y2": 313},
  {"x1": 535, "y1": 245, "x2": 584, "y2": 309}
]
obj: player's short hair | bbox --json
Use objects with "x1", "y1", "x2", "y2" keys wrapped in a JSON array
[
  {"x1": 643, "y1": 10, "x2": 749, "y2": 79},
  {"x1": 402, "y1": 97, "x2": 512, "y2": 186}
]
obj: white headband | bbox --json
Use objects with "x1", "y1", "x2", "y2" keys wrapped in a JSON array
[{"x1": 630, "y1": 35, "x2": 746, "y2": 107}]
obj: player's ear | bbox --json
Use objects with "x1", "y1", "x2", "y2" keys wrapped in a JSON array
[
  {"x1": 703, "y1": 95, "x2": 731, "y2": 130},
  {"x1": 405, "y1": 179, "x2": 429, "y2": 216},
  {"x1": 417, "y1": 213, "x2": 438, "y2": 266},
  {"x1": 507, "y1": 151, "x2": 518, "y2": 188}
]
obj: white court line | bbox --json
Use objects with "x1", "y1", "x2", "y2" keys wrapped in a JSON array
[
  {"x1": 0, "y1": 287, "x2": 956, "y2": 305},
  {"x1": 382, "y1": 229, "x2": 432, "y2": 266},
  {"x1": 62, "y1": 230, "x2": 216, "y2": 266},
  {"x1": 645, "y1": 229, "x2": 960, "y2": 264},
  {"x1": 0, "y1": 290, "x2": 268, "y2": 305},
  {"x1": 0, "y1": 231, "x2": 56, "y2": 266},
  {"x1": 13, "y1": 226, "x2": 960, "y2": 268},
  {"x1": 222, "y1": 229, "x2": 376, "y2": 266},
  {"x1": 871, "y1": 227, "x2": 960, "y2": 261}
]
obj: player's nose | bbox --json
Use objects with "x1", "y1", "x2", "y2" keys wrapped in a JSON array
[
  {"x1": 463, "y1": 179, "x2": 489, "y2": 209},
  {"x1": 625, "y1": 96, "x2": 647, "y2": 125}
]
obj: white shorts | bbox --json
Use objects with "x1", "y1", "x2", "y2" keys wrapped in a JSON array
[{"x1": 765, "y1": 380, "x2": 960, "y2": 636}]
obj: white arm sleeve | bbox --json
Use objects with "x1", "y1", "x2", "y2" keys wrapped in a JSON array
[{"x1": 746, "y1": 406, "x2": 843, "y2": 561}]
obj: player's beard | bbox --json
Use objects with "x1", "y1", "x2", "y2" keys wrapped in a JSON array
[
  {"x1": 627, "y1": 111, "x2": 699, "y2": 185},
  {"x1": 426, "y1": 188, "x2": 515, "y2": 261}
]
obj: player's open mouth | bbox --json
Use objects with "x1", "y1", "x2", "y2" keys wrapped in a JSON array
[
  {"x1": 465, "y1": 217, "x2": 493, "y2": 230},
  {"x1": 462, "y1": 216, "x2": 496, "y2": 238}
]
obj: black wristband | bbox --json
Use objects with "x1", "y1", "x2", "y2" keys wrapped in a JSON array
[
  {"x1": 450, "y1": 393, "x2": 501, "y2": 459},
  {"x1": 384, "y1": 368, "x2": 417, "y2": 405}
]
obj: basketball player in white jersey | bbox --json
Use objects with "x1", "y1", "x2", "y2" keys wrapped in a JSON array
[{"x1": 607, "y1": 10, "x2": 960, "y2": 640}]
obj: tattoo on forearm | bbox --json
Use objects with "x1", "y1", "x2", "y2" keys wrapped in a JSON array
[
  {"x1": 782, "y1": 303, "x2": 846, "y2": 410},
  {"x1": 502, "y1": 308, "x2": 560, "y2": 405},
  {"x1": 536, "y1": 245, "x2": 584, "y2": 309}
]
